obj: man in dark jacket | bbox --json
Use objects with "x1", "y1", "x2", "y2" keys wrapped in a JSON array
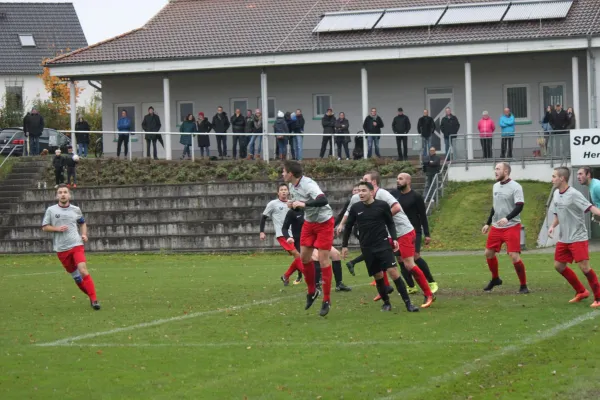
[
  {"x1": 417, "y1": 109, "x2": 436, "y2": 158},
  {"x1": 422, "y1": 146, "x2": 441, "y2": 201},
  {"x1": 230, "y1": 108, "x2": 246, "y2": 159},
  {"x1": 53, "y1": 149, "x2": 65, "y2": 187},
  {"x1": 550, "y1": 103, "x2": 570, "y2": 157},
  {"x1": 363, "y1": 107, "x2": 384, "y2": 158},
  {"x1": 142, "y1": 106, "x2": 162, "y2": 160},
  {"x1": 75, "y1": 116, "x2": 90, "y2": 158},
  {"x1": 440, "y1": 107, "x2": 460, "y2": 159},
  {"x1": 294, "y1": 109, "x2": 306, "y2": 160},
  {"x1": 212, "y1": 106, "x2": 230, "y2": 158},
  {"x1": 23, "y1": 107, "x2": 44, "y2": 156},
  {"x1": 244, "y1": 109, "x2": 254, "y2": 158},
  {"x1": 320, "y1": 108, "x2": 335, "y2": 158},
  {"x1": 392, "y1": 108, "x2": 411, "y2": 161},
  {"x1": 550, "y1": 104, "x2": 569, "y2": 132}
]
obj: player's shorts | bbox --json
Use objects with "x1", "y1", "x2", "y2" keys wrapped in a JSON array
[
  {"x1": 277, "y1": 236, "x2": 296, "y2": 252},
  {"x1": 486, "y1": 224, "x2": 521, "y2": 253},
  {"x1": 363, "y1": 247, "x2": 398, "y2": 277},
  {"x1": 396, "y1": 230, "x2": 416, "y2": 259},
  {"x1": 555, "y1": 241, "x2": 589, "y2": 264},
  {"x1": 300, "y1": 217, "x2": 334, "y2": 250},
  {"x1": 56, "y1": 245, "x2": 86, "y2": 273}
]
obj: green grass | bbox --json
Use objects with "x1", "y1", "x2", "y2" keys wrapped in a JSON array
[
  {"x1": 0, "y1": 155, "x2": 17, "y2": 181},
  {"x1": 1, "y1": 253, "x2": 599, "y2": 399},
  {"x1": 427, "y1": 181, "x2": 552, "y2": 252}
]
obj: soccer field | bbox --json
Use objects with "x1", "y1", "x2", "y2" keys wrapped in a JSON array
[{"x1": 1, "y1": 252, "x2": 599, "y2": 399}]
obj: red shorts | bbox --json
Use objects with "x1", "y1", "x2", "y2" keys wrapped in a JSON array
[
  {"x1": 555, "y1": 241, "x2": 589, "y2": 264},
  {"x1": 277, "y1": 236, "x2": 296, "y2": 252},
  {"x1": 56, "y1": 245, "x2": 86, "y2": 273},
  {"x1": 396, "y1": 230, "x2": 416, "y2": 259},
  {"x1": 486, "y1": 224, "x2": 521, "y2": 253},
  {"x1": 300, "y1": 217, "x2": 334, "y2": 250}
]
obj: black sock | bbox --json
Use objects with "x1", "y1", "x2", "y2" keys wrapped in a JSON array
[
  {"x1": 351, "y1": 253, "x2": 365, "y2": 265},
  {"x1": 416, "y1": 258, "x2": 435, "y2": 283},
  {"x1": 297, "y1": 270, "x2": 303, "y2": 280},
  {"x1": 375, "y1": 277, "x2": 390, "y2": 304},
  {"x1": 393, "y1": 277, "x2": 411, "y2": 304},
  {"x1": 400, "y1": 262, "x2": 415, "y2": 287},
  {"x1": 314, "y1": 261, "x2": 322, "y2": 283},
  {"x1": 332, "y1": 260, "x2": 343, "y2": 285}
]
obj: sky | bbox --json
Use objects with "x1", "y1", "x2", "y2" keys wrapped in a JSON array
[{"x1": 5, "y1": 0, "x2": 169, "y2": 45}]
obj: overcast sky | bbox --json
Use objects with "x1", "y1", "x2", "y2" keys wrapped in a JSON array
[{"x1": 6, "y1": 0, "x2": 169, "y2": 45}]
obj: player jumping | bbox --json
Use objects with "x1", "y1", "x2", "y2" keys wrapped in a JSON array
[
  {"x1": 481, "y1": 162, "x2": 529, "y2": 294},
  {"x1": 549, "y1": 167, "x2": 600, "y2": 307},
  {"x1": 42, "y1": 184, "x2": 100, "y2": 310}
]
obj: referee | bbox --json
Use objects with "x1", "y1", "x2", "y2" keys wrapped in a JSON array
[
  {"x1": 341, "y1": 181, "x2": 419, "y2": 312},
  {"x1": 390, "y1": 173, "x2": 438, "y2": 294}
]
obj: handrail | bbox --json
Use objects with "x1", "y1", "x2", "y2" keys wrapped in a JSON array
[
  {"x1": 0, "y1": 130, "x2": 21, "y2": 170},
  {"x1": 424, "y1": 146, "x2": 452, "y2": 215}
]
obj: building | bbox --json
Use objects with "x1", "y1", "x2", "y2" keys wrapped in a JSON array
[
  {"x1": 46, "y1": 0, "x2": 600, "y2": 160},
  {"x1": 0, "y1": 2, "x2": 95, "y2": 118}
]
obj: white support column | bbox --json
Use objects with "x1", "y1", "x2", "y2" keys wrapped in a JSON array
[
  {"x1": 572, "y1": 56, "x2": 581, "y2": 129},
  {"x1": 163, "y1": 76, "x2": 172, "y2": 160},
  {"x1": 587, "y1": 50, "x2": 594, "y2": 128},
  {"x1": 465, "y1": 61, "x2": 473, "y2": 160},
  {"x1": 70, "y1": 80, "x2": 77, "y2": 151},
  {"x1": 361, "y1": 65, "x2": 368, "y2": 159},
  {"x1": 261, "y1": 69, "x2": 269, "y2": 162}
]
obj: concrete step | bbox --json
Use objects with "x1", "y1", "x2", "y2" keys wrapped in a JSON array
[
  {"x1": 4, "y1": 172, "x2": 40, "y2": 179},
  {"x1": 0, "y1": 191, "x2": 21, "y2": 198},
  {"x1": 10, "y1": 167, "x2": 44, "y2": 174},
  {"x1": 0, "y1": 233, "x2": 359, "y2": 254},
  {"x1": 2, "y1": 179, "x2": 36, "y2": 186}
]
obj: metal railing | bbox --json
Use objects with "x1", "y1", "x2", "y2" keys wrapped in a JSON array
[
  {"x1": 424, "y1": 147, "x2": 452, "y2": 215},
  {"x1": 0, "y1": 130, "x2": 22, "y2": 170}
]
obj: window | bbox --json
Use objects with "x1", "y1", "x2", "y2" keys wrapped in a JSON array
[
  {"x1": 5, "y1": 86, "x2": 23, "y2": 110},
  {"x1": 230, "y1": 98, "x2": 248, "y2": 116},
  {"x1": 540, "y1": 82, "x2": 566, "y2": 112},
  {"x1": 257, "y1": 97, "x2": 276, "y2": 119},
  {"x1": 503, "y1": 84, "x2": 530, "y2": 121},
  {"x1": 19, "y1": 34, "x2": 35, "y2": 47},
  {"x1": 313, "y1": 94, "x2": 332, "y2": 118},
  {"x1": 177, "y1": 101, "x2": 194, "y2": 123}
]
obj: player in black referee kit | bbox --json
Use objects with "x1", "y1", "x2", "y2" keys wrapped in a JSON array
[{"x1": 341, "y1": 181, "x2": 419, "y2": 312}]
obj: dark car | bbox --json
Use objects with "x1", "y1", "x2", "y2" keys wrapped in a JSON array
[{"x1": 0, "y1": 128, "x2": 71, "y2": 156}]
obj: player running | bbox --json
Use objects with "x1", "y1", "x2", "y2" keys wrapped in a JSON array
[
  {"x1": 481, "y1": 162, "x2": 529, "y2": 294},
  {"x1": 338, "y1": 171, "x2": 435, "y2": 308},
  {"x1": 577, "y1": 167, "x2": 600, "y2": 223},
  {"x1": 335, "y1": 185, "x2": 366, "y2": 276},
  {"x1": 391, "y1": 173, "x2": 438, "y2": 294},
  {"x1": 282, "y1": 160, "x2": 335, "y2": 317},
  {"x1": 342, "y1": 181, "x2": 419, "y2": 312},
  {"x1": 260, "y1": 183, "x2": 303, "y2": 286},
  {"x1": 549, "y1": 167, "x2": 600, "y2": 307},
  {"x1": 41, "y1": 184, "x2": 100, "y2": 310}
]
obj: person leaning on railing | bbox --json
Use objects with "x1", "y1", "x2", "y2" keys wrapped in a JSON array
[
  {"x1": 478, "y1": 111, "x2": 495, "y2": 159},
  {"x1": 116, "y1": 110, "x2": 131, "y2": 158},
  {"x1": 499, "y1": 108, "x2": 515, "y2": 159}
]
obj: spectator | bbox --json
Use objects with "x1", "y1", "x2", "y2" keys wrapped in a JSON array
[
  {"x1": 541, "y1": 105, "x2": 553, "y2": 153},
  {"x1": 245, "y1": 110, "x2": 254, "y2": 158},
  {"x1": 212, "y1": 106, "x2": 230, "y2": 159},
  {"x1": 417, "y1": 109, "x2": 435, "y2": 158},
  {"x1": 23, "y1": 107, "x2": 44, "y2": 156},
  {"x1": 294, "y1": 109, "x2": 305, "y2": 160},
  {"x1": 196, "y1": 112, "x2": 212, "y2": 159},
  {"x1": 320, "y1": 108, "x2": 335, "y2": 158},
  {"x1": 116, "y1": 109, "x2": 131, "y2": 158},
  {"x1": 477, "y1": 111, "x2": 495, "y2": 159},
  {"x1": 550, "y1": 104, "x2": 569, "y2": 133},
  {"x1": 230, "y1": 108, "x2": 246, "y2": 160},
  {"x1": 363, "y1": 107, "x2": 384, "y2": 158},
  {"x1": 142, "y1": 106, "x2": 162, "y2": 160},
  {"x1": 179, "y1": 113, "x2": 196, "y2": 160},
  {"x1": 392, "y1": 107, "x2": 411, "y2": 161},
  {"x1": 248, "y1": 109, "x2": 263, "y2": 160},
  {"x1": 274, "y1": 111, "x2": 289, "y2": 160},
  {"x1": 567, "y1": 107, "x2": 576, "y2": 130},
  {"x1": 65, "y1": 145, "x2": 78, "y2": 188},
  {"x1": 499, "y1": 107, "x2": 515, "y2": 158},
  {"x1": 53, "y1": 149, "x2": 65, "y2": 188},
  {"x1": 423, "y1": 146, "x2": 441, "y2": 201},
  {"x1": 75, "y1": 115, "x2": 90, "y2": 158},
  {"x1": 287, "y1": 112, "x2": 297, "y2": 160},
  {"x1": 334, "y1": 112, "x2": 351, "y2": 160},
  {"x1": 440, "y1": 107, "x2": 459, "y2": 159}
]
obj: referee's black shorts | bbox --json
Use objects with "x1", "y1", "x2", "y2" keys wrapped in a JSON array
[{"x1": 362, "y1": 247, "x2": 398, "y2": 277}]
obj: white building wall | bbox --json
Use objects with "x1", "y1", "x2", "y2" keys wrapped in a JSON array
[{"x1": 100, "y1": 50, "x2": 589, "y2": 158}]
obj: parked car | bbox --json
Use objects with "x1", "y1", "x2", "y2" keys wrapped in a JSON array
[{"x1": 0, "y1": 128, "x2": 71, "y2": 156}]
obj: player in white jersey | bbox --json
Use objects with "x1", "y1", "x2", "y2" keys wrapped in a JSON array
[
  {"x1": 41, "y1": 184, "x2": 100, "y2": 310},
  {"x1": 481, "y1": 162, "x2": 529, "y2": 294},
  {"x1": 282, "y1": 160, "x2": 335, "y2": 317},
  {"x1": 549, "y1": 167, "x2": 600, "y2": 307},
  {"x1": 337, "y1": 171, "x2": 435, "y2": 308}
]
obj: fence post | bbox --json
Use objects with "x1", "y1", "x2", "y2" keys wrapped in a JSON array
[
  {"x1": 128, "y1": 133, "x2": 132, "y2": 161},
  {"x1": 521, "y1": 132, "x2": 525, "y2": 168},
  {"x1": 191, "y1": 132, "x2": 195, "y2": 162}
]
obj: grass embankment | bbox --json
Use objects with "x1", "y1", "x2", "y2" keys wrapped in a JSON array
[
  {"x1": 0, "y1": 156, "x2": 17, "y2": 182},
  {"x1": 42, "y1": 157, "x2": 415, "y2": 186},
  {"x1": 427, "y1": 180, "x2": 552, "y2": 251}
]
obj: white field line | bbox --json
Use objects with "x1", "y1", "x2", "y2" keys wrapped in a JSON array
[
  {"x1": 4, "y1": 271, "x2": 63, "y2": 277},
  {"x1": 377, "y1": 310, "x2": 600, "y2": 400}
]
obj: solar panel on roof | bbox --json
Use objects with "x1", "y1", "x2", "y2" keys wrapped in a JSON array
[
  {"x1": 313, "y1": 10, "x2": 384, "y2": 33},
  {"x1": 503, "y1": 0, "x2": 573, "y2": 21},
  {"x1": 438, "y1": 2, "x2": 510, "y2": 25},
  {"x1": 375, "y1": 6, "x2": 446, "y2": 29}
]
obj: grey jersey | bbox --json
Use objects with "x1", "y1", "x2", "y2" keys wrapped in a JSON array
[
  {"x1": 345, "y1": 188, "x2": 414, "y2": 237},
  {"x1": 263, "y1": 199, "x2": 291, "y2": 237},
  {"x1": 552, "y1": 187, "x2": 592, "y2": 244},
  {"x1": 288, "y1": 176, "x2": 333, "y2": 223},
  {"x1": 42, "y1": 204, "x2": 85, "y2": 252},
  {"x1": 492, "y1": 180, "x2": 524, "y2": 228}
]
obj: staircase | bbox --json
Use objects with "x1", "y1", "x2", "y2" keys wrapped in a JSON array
[
  {"x1": 0, "y1": 158, "x2": 47, "y2": 216},
  {"x1": 0, "y1": 175, "x2": 426, "y2": 254}
]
